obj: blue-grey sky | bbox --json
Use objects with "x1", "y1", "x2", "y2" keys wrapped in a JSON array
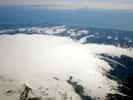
[{"x1": 0, "y1": 0, "x2": 133, "y2": 10}]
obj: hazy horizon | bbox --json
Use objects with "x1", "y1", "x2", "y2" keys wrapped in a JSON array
[
  {"x1": 0, "y1": 6, "x2": 133, "y2": 31},
  {"x1": 0, "y1": 0, "x2": 133, "y2": 10}
]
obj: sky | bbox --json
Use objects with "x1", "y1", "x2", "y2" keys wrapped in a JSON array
[
  {"x1": 0, "y1": 0, "x2": 133, "y2": 10},
  {"x1": 0, "y1": 0, "x2": 133, "y2": 31}
]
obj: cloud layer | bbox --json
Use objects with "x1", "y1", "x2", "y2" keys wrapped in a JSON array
[{"x1": 0, "y1": 0, "x2": 133, "y2": 10}]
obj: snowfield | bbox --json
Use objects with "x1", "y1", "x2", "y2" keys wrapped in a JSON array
[{"x1": 0, "y1": 34, "x2": 132, "y2": 100}]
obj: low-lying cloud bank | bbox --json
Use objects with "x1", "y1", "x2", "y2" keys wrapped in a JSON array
[
  {"x1": 1, "y1": 0, "x2": 133, "y2": 10},
  {"x1": 0, "y1": 34, "x2": 132, "y2": 100}
]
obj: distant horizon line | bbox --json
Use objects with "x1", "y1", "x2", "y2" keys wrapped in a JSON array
[{"x1": 0, "y1": 5, "x2": 133, "y2": 11}]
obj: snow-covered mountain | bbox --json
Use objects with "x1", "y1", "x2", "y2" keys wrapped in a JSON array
[
  {"x1": 0, "y1": 25, "x2": 133, "y2": 47},
  {"x1": 0, "y1": 25, "x2": 133, "y2": 100}
]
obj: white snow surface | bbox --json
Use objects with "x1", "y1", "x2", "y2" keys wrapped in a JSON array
[{"x1": 0, "y1": 34, "x2": 132, "y2": 100}]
